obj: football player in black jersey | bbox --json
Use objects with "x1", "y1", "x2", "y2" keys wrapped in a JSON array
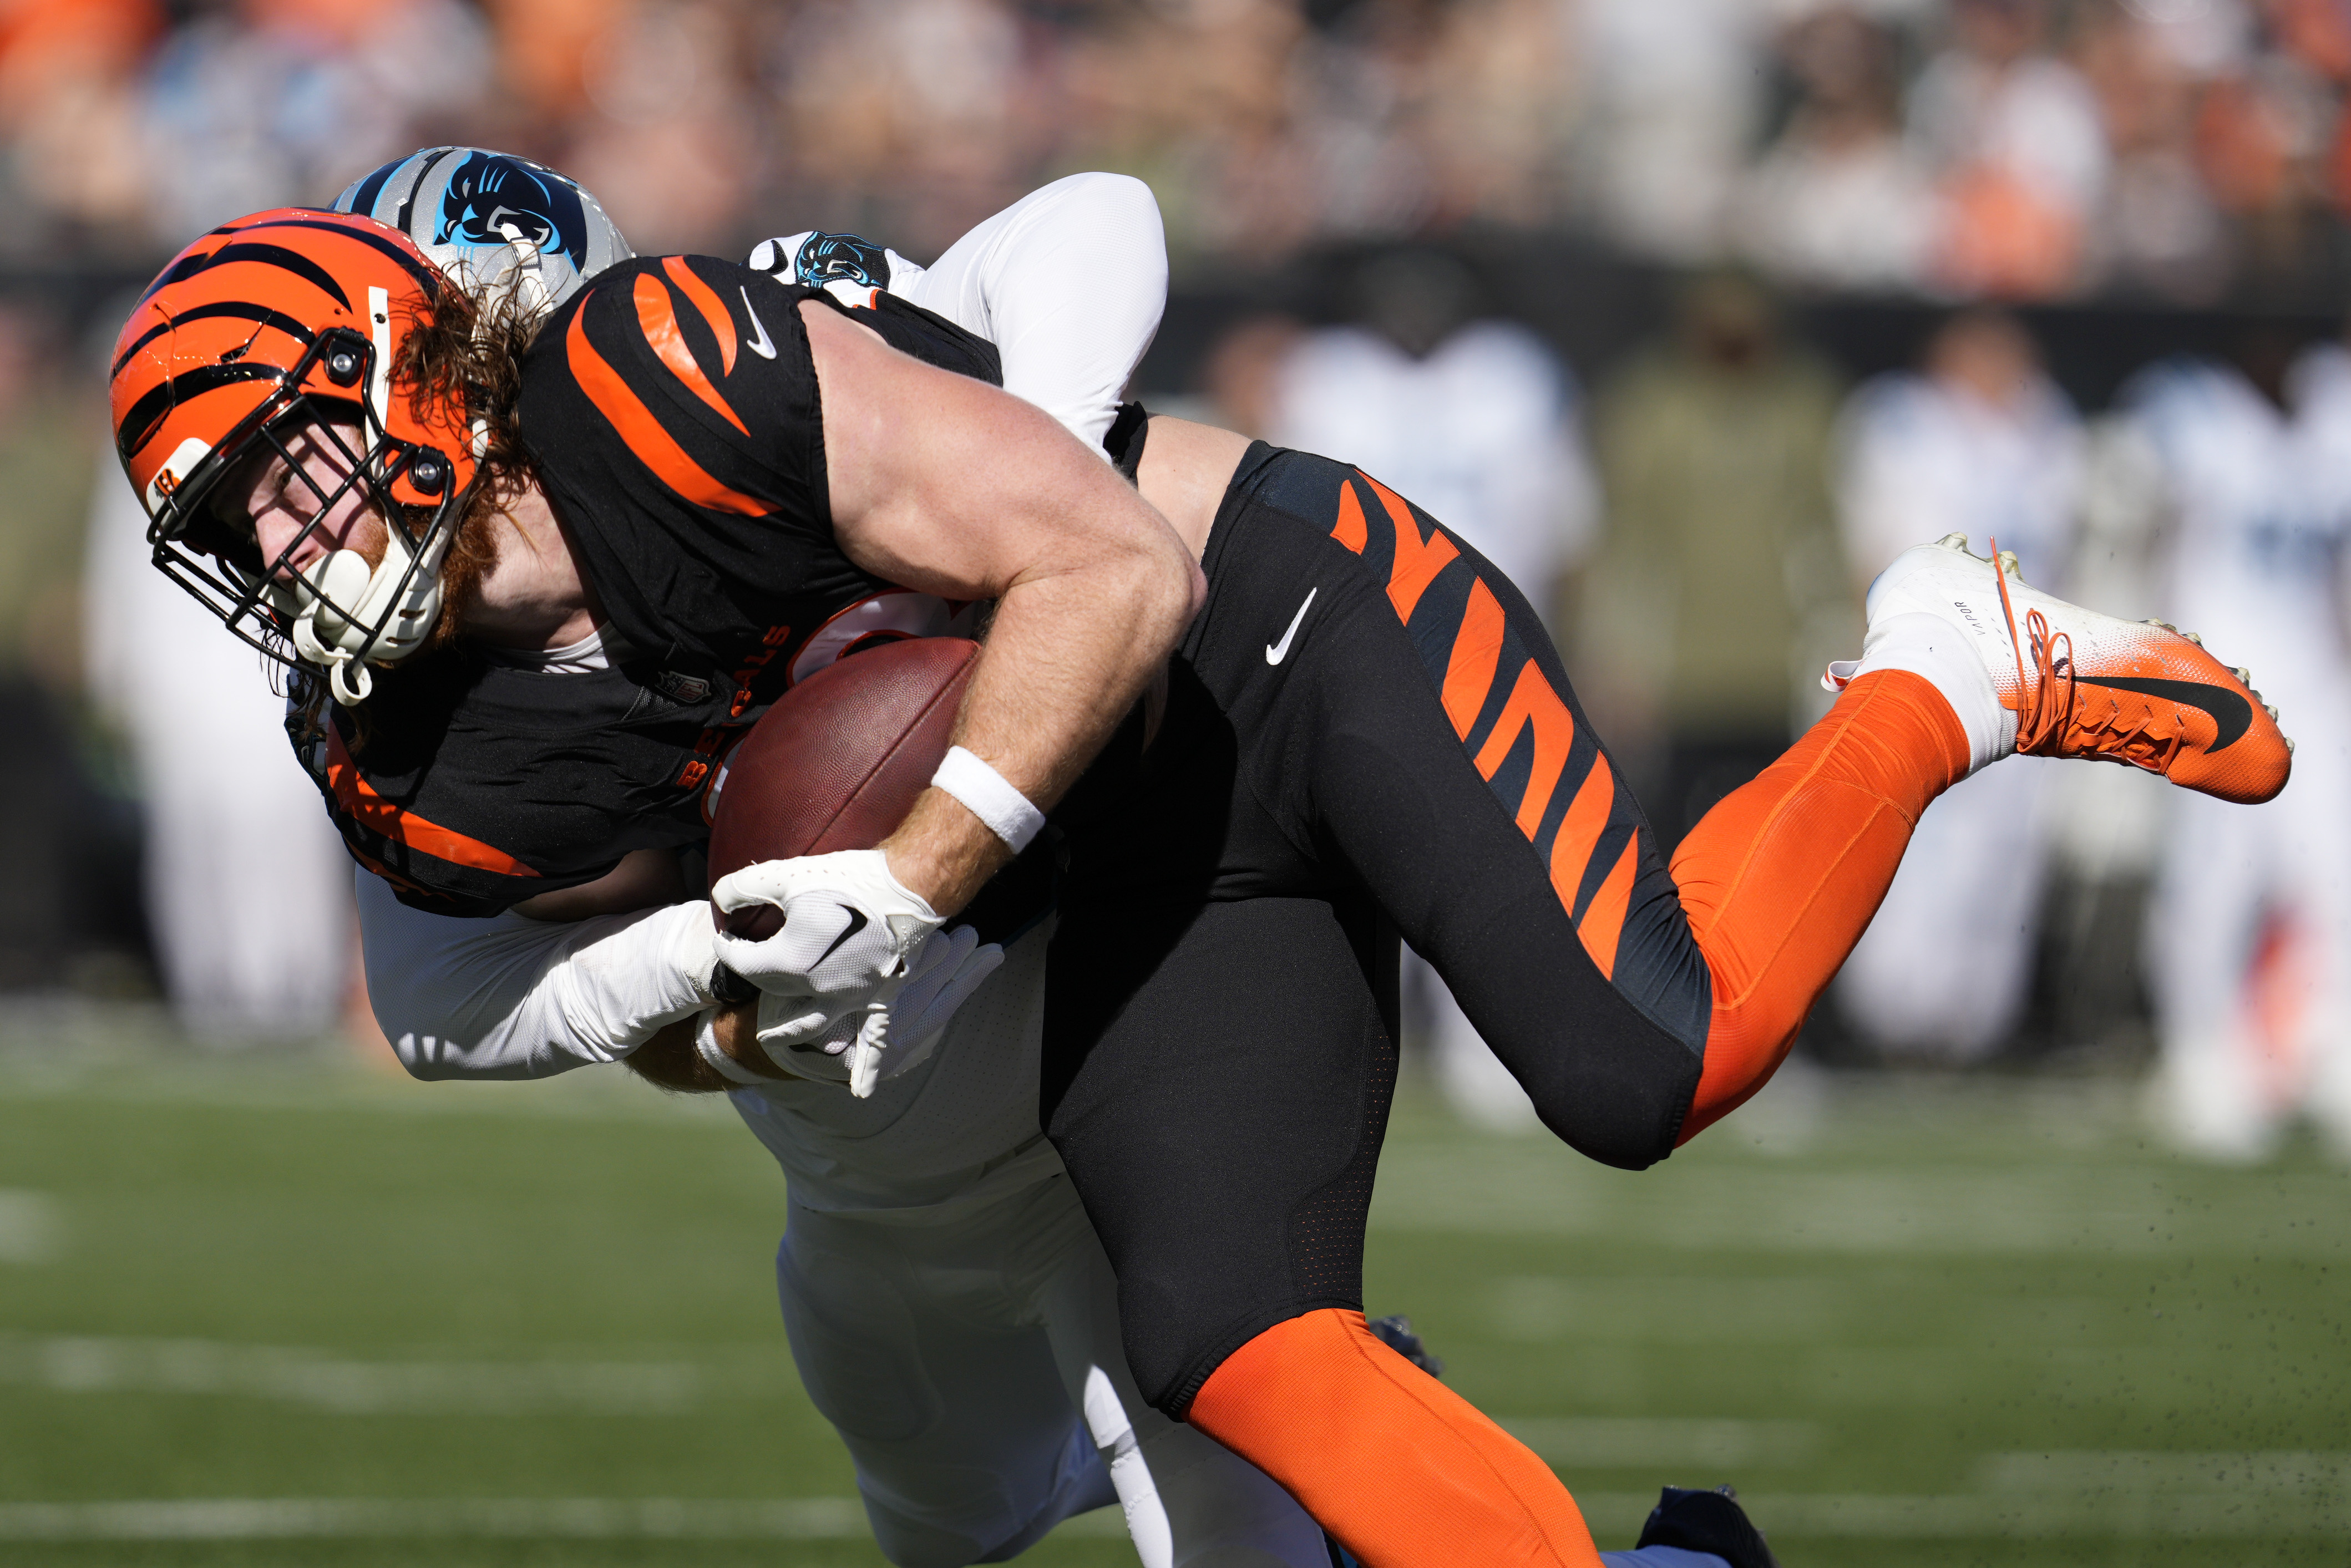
[{"x1": 115, "y1": 178, "x2": 2288, "y2": 1565}]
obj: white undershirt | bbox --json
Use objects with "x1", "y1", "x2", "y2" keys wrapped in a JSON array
[{"x1": 481, "y1": 625, "x2": 612, "y2": 674}]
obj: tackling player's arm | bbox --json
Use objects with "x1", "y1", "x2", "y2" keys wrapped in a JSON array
[{"x1": 804, "y1": 300, "x2": 1205, "y2": 916}]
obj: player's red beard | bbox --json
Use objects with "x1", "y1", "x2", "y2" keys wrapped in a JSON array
[{"x1": 419, "y1": 492, "x2": 504, "y2": 654}]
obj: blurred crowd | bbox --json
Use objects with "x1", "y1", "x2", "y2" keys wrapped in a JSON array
[
  {"x1": 1, "y1": 0, "x2": 2347, "y2": 1161},
  {"x1": 7, "y1": 0, "x2": 2351, "y2": 298}
]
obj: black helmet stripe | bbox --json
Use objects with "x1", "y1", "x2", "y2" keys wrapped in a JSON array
[
  {"x1": 397, "y1": 147, "x2": 458, "y2": 233},
  {"x1": 136, "y1": 241, "x2": 353, "y2": 313},
  {"x1": 112, "y1": 301, "x2": 319, "y2": 379},
  {"x1": 343, "y1": 156, "x2": 406, "y2": 224},
  {"x1": 232, "y1": 216, "x2": 443, "y2": 297},
  {"x1": 115, "y1": 362, "x2": 285, "y2": 464}
]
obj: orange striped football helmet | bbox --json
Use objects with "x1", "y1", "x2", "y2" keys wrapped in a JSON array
[{"x1": 111, "y1": 209, "x2": 478, "y2": 704}]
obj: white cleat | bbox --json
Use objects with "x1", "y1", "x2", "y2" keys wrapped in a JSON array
[{"x1": 1825, "y1": 535, "x2": 2292, "y2": 804}]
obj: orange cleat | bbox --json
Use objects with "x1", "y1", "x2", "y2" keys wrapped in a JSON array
[{"x1": 1849, "y1": 535, "x2": 2292, "y2": 804}]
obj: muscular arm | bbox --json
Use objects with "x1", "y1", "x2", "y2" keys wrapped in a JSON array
[{"x1": 805, "y1": 301, "x2": 1205, "y2": 914}]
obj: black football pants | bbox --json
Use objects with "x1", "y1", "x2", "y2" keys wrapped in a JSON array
[{"x1": 1042, "y1": 445, "x2": 1712, "y2": 1415}]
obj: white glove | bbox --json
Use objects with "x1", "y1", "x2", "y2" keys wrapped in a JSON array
[
  {"x1": 744, "y1": 924, "x2": 1005, "y2": 1094},
  {"x1": 710, "y1": 850, "x2": 943, "y2": 1094},
  {"x1": 884, "y1": 925, "x2": 1006, "y2": 1066}
]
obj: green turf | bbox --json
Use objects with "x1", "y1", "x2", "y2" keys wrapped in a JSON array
[{"x1": 0, "y1": 1033, "x2": 2343, "y2": 1565}]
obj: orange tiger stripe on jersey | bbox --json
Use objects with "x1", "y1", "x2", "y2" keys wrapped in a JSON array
[
  {"x1": 634, "y1": 273, "x2": 748, "y2": 435},
  {"x1": 1441, "y1": 579, "x2": 1506, "y2": 739},
  {"x1": 1368, "y1": 474, "x2": 1459, "y2": 622},
  {"x1": 1549, "y1": 755, "x2": 1615, "y2": 911},
  {"x1": 324, "y1": 732, "x2": 539, "y2": 879},
  {"x1": 1474, "y1": 660, "x2": 1576, "y2": 836},
  {"x1": 1332, "y1": 479, "x2": 1369, "y2": 554},
  {"x1": 1577, "y1": 836, "x2": 1640, "y2": 977},
  {"x1": 567, "y1": 305, "x2": 768, "y2": 517},
  {"x1": 662, "y1": 256, "x2": 737, "y2": 375}
]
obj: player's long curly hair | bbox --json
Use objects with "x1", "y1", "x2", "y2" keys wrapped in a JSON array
[{"x1": 392, "y1": 280, "x2": 545, "y2": 632}]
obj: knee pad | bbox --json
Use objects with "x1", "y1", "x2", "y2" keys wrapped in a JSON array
[{"x1": 1513, "y1": 1014, "x2": 1701, "y2": 1171}]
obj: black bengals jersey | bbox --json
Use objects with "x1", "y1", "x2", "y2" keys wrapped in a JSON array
[{"x1": 300, "y1": 257, "x2": 1004, "y2": 917}]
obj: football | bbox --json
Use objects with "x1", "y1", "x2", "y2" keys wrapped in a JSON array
[{"x1": 705, "y1": 636, "x2": 980, "y2": 938}]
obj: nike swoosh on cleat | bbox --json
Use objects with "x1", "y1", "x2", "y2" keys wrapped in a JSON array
[
  {"x1": 739, "y1": 286, "x2": 778, "y2": 360},
  {"x1": 2091, "y1": 676, "x2": 2252, "y2": 751},
  {"x1": 1266, "y1": 587, "x2": 1317, "y2": 665}
]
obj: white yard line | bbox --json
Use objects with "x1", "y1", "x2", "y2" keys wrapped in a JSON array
[
  {"x1": 0, "y1": 1333, "x2": 793, "y2": 1415},
  {"x1": 0, "y1": 1190, "x2": 58, "y2": 1263},
  {"x1": 2, "y1": 1490, "x2": 2340, "y2": 1542},
  {"x1": 1499, "y1": 1417, "x2": 1821, "y2": 1468},
  {"x1": 1977, "y1": 1450, "x2": 2351, "y2": 1494},
  {"x1": 0, "y1": 1499, "x2": 869, "y2": 1541},
  {"x1": 1369, "y1": 1143, "x2": 2351, "y2": 1256}
]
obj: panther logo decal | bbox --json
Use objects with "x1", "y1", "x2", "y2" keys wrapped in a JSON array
[
  {"x1": 794, "y1": 232, "x2": 891, "y2": 291},
  {"x1": 435, "y1": 152, "x2": 590, "y2": 272}
]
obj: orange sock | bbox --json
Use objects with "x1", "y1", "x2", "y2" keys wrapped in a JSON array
[
  {"x1": 1673, "y1": 668, "x2": 1970, "y2": 1139},
  {"x1": 1187, "y1": 1308, "x2": 1603, "y2": 1568}
]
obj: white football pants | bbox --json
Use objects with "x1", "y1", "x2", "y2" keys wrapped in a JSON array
[{"x1": 776, "y1": 1174, "x2": 1327, "y2": 1568}]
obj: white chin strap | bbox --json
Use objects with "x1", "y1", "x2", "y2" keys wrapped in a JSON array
[{"x1": 268, "y1": 524, "x2": 452, "y2": 707}]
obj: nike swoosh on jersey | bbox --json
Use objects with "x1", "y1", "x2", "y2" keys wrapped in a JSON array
[
  {"x1": 2091, "y1": 674, "x2": 2253, "y2": 750},
  {"x1": 1266, "y1": 587, "x2": 1318, "y2": 665},
  {"x1": 739, "y1": 286, "x2": 778, "y2": 360}
]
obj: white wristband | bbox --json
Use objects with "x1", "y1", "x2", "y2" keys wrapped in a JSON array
[
  {"x1": 696, "y1": 1011, "x2": 776, "y2": 1087},
  {"x1": 930, "y1": 746, "x2": 1047, "y2": 852}
]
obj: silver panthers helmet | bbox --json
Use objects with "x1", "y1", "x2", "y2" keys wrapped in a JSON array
[{"x1": 332, "y1": 147, "x2": 632, "y2": 314}]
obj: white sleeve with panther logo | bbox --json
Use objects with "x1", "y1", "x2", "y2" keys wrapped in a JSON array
[{"x1": 750, "y1": 172, "x2": 1168, "y2": 455}]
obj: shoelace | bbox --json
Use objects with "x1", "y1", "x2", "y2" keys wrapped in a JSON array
[{"x1": 1988, "y1": 539, "x2": 2181, "y2": 774}]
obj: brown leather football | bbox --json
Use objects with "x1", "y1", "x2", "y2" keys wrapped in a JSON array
[{"x1": 706, "y1": 636, "x2": 980, "y2": 937}]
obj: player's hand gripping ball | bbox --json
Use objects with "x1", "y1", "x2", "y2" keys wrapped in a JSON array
[{"x1": 705, "y1": 637, "x2": 1002, "y2": 1096}]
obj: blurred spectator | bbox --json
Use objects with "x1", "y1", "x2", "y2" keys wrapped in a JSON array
[
  {"x1": 0, "y1": 0, "x2": 160, "y2": 260},
  {"x1": 2036, "y1": 407, "x2": 2175, "y2": 1063},
  {"x1": 83, "y1": 456, "x2": 352, "y2": 1041},
  {"x1": 1830, "y1": 308, "x2": 2080, "y2": 1061},
  {"x1": 1270, "y1": 250, "x2": 1595, "y2": 614},
  {"x1": 1909, "y1": 0, "x2": 2108, "y2": 297},
  {"x1": 2192, "y1": 34, "x2": 2337, "y2": 287},
  {"x1": 11, "y1": 0, "x2": 2351, "y2": 300},
  {"x1": 1061, "y1": 0, "x2": 1315, "y2": 260},
  {"x1": 1194, "y1": 313, "x2": 1304, "y2": 439},
  {"x1": 0, "y1": 302, "x2": 133, "y2": 991},
  {"x1": 2122, "y1": 329, "x2": 2351, "y2": 1159},
  {"x1": 1579, "y1": 271, "x2": 1851, "y2": 848},
  {"x1": 762, "y1": 0, "x2": 1034, "y2": 256},
  {"x1": 1265, "y1": 248, "x2": 1596, "y2": 1131},
  {"x1": 2075, "y1": 0, "x2": 2231, "y2": 301},
  {"x1": 1738, "y1": 6, "x2": 1937, "y2": 292},
  {"x1": 1572, "y1": 0, "x2": 1760, "y2": 260},
  {"x1": 569, "y1": 0, "x2": 756, "y2": 253},
  {"x1": 1418, "y1": 0, "x2": 1579, "y2": 229},
  {"x1": 137, "y1": 0, "x2": 490, "y2": 245}
]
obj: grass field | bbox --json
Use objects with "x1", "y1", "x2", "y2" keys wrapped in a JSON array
[{"x1": 1, "y1": 1013, "x2": 2345, "y2": 1566}]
